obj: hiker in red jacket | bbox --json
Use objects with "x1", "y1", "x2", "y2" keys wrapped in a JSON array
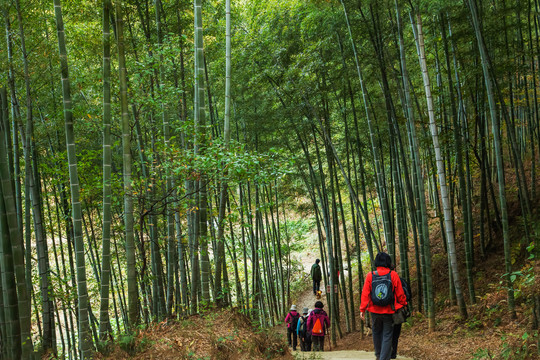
[
  {"x1": 307, "y1": 301, "x2": 330, "y2": 351},
  {"x1": 360, "y1": 252, "x2": 407, "y2": 360},
  {"x1": 284, "y1": 305, "x2": 300, "y2": 351}
]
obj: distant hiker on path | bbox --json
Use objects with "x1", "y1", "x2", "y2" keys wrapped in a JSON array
[
  {"x1": 311, "y1": 259, "x2": 322, "y2": 295},
  {"x1": 285, "y1": 304, "x2": 300, "y2": 351},
  {"x1": 297, "y1": 307, "x2": 311, "y2": 351},
  {"x1": 307, "y1": 301, "x2": 330, "y2": 352},
  {"x1": 360, "y1": 252, "x2": 407, "y2": 360}
]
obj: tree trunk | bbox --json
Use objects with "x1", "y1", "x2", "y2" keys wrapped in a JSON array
[
  {"x1": 99, "y1": 0, "x2": 113, "y2": 340},
  {"x1": 116, "y1": 0, "x2": 139, "y2": 328},
  {"x1": 53, "y1": 0, "x2": 93, "y2": 355},
  {"x1": 466, "y1": 0, "x2": 515, "y2": 317},
  {"x1": 412, "y1": 11, "x2": 467, "y2": 324}
]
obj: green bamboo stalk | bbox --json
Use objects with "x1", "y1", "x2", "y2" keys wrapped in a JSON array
[
  {"x1": 52, "y1": 0, "x2": 93, "y2": 354},
  {"x1": 466, "y1": 0, "x2": 515, "y2": 317},
  {"x1": 0, "y1": 89, "x2": 21, "y2": 360},
  {"x1": 339, "y1": 0, "x2": 393, "y2": 246},
  {"x1": 10, "y1": 0, "x2": 35, "y2": 352},
  {"x1": 99, "y1": 0, "x2": 113, "y2": 340},
  {"x1": 115, "y1": 0, "x2": 139, "y2": 328},
  {"x1": 193, "y1": 0, "x2": 211, "y2": 305},
  {"x1": 412, "y1": 11, "x2": 467, "y2": 323}
]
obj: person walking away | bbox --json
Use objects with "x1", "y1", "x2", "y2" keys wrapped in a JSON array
[
  {"x1": 311, "y1": 259, "x2": 322, "y2": 295},
  {"x1": 360, "y1": 252, "x2": 407, "y2": 360},
  {"x1": 391, "y1": 264, "x2": 412, "y2": 359},
  {"x1": 297, "y1": 307, "x2": 310, "y2": 351},
  {"x1": 307, "y1": 301, "x2": 329, "y2": 351},
  {"x1": 285, "y1": 305, "x2": 300, "y2": 351}
]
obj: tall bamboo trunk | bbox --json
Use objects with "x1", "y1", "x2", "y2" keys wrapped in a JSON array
[
  {"x1": 99, "y1": 0, "x2": 113, "y2": 340},
  {"x1": 116, "y1": 0, "x2": 138, "y2": 328},
  {"x1": 466, "y1": 0, "x2": 515, "y2": 317},
  {"x1": 339, "y1": 0, "x2": 393, "y2": 250},
  {"x1": 215, "y1": 0, "x2": 232, "y2": 307},
  {"x1": 439, "y1": 13, "x2": 476, "y2": 304},
  {"x1": 53, "y1": 0, "x2": 93, "y2": 355},
  {"x1": 0, "y1": 89, "x2": 22, "y2": 360},
  {"x1": 193, "y1": 0, "x2": 211, "y2": 306},
  {"x1": 412, "y1": 12, "x2": 467, "y2": 322}
]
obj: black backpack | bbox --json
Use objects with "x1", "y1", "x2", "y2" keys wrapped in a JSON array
[
  {"x1": 399, "y1": 277, "x2": 412, "y2": 319},
  {"x1": 370, "y1": 271, "x2": 394, "y2": 306},
  {"x1": 290, "y1": 312, "x2": 300, "y2": 329},
  {"x1": 400, "y1": 277, "x2": 411, "y2": 303}
]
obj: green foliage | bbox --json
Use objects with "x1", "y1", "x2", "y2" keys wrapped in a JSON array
[
  {"x1": 472, "y1": 348, "x2": 493, "y2": 360},
  {"x1": 465, "y1": 316, "x2": 484, "y2": 330},
  {"x1": 500, "y1": 242, "x2": 537, "y2": 302},
  {"x1": 118, "y1": 331, "x2": 152, "y2": 355},
  {"x1": 96, "y1": 340, "x2": 112, "y2": 355},
  {"x1": 472, "y1": 331, "x2": 539, "y2": 359},
  {"x1": 117, "y1": 333, "x2": 136, "y2": 355}
]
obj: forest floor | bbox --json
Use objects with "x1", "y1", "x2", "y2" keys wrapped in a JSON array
[{"x1": 98, "y1": 309, "x2": 289, "y2": 360}]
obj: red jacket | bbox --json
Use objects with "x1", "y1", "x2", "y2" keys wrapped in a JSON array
[{"x1": 360, "y1": 267, "x2": 407, "y2": 314}]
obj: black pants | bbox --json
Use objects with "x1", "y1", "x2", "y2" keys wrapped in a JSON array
[
  {"x1": 312, "y1": 279, "x2": 320, "y2": 294},
  {"x1": 304, "y1": 334, "x2": 312, "y2": 351},
  {"x1": 371, "y1": 313, "x2": 394, "y2": 360},
  {"x1": 312, "y1": 335, "x2": 324, "y2": 351},
  {"x1": 299, "y1": 335, "x2": 312, "y2": 351},
  {"x1": 287, "y1": 327, "x2": 297, "y2": 350},
  {"x1": 391, "y1": 323, "x2": 402, "y2": 359}
]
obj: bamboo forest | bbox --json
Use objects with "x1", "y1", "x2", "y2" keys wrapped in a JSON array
[{"x1": 0, "y1": 0, "x2": 539, "y2": 358}]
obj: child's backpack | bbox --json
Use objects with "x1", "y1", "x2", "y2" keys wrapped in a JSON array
[
  {"x1": 290, "y1": 312, "x2": 300, "y2": 329},
  {"x1": 298, "y1": 316, "x2": 307, "y2": 336},
  {"x1": 312, "y1": 317, "x2": 323, "y2": 335},
  {"x1": 370, "y1": 271, "x2": 394, "y2": 306}
]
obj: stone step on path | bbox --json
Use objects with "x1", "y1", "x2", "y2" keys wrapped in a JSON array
[{"x1": 292, "y1": 350, "x2": 414, "y2": 359}]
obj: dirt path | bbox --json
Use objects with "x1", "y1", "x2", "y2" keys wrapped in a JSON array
[{"x1": 292, "y1": 350, "x2": 414, "y2": 359}]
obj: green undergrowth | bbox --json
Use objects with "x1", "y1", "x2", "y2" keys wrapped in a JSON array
[
  {"x1": 471, "y1": 330, "x2": 539, "y2": 360},
  {"x1": 101, "y1": 307, "x2": 290, "y2": 359}
]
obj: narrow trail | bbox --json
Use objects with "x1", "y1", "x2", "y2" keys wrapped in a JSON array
[{"x1": 292, "y1": 350, "x2": 414, "y2": 359}]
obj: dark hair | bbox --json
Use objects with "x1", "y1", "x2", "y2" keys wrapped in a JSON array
[
  {"x1": 314, "y1": 301, "x2": 324, "y2": 309},
  {"x1": 374, "y1": 252, "x2": 392, "y2": 269},
  {"x1": 315, "y1": 259, "x2": 320, "y2": 264}
]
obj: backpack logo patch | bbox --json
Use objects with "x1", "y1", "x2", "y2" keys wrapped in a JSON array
[
  {"x1": 370, "y1": 271, "x2": 394, "y2": 306},
  {"x1": 374, "y1": 283, "x2": 389, "y2": 300}
]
